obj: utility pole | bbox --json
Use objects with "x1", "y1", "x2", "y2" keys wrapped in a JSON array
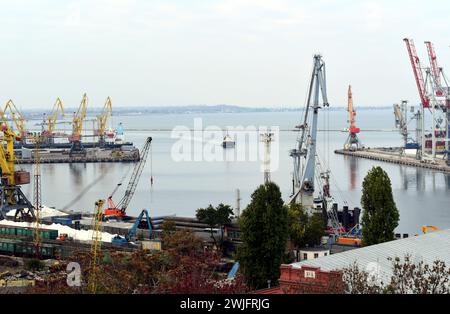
[
  {"x1": 235, "y1": 189, "x2": 241, "y2": 218},
  {"x1": 33, "y1": 136, "x2": 42, "y2": 258},
  {"x1": 260, "y1": 132, "x2": 274, "y2": 184}
]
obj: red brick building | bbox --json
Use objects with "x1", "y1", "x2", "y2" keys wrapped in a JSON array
[{"x1": 257, "y1": 265, "x2": 344, "y2": 294}]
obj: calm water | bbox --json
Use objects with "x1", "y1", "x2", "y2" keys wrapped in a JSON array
[{"x1": 19, "y1": 109, "x2": 450, "y2": 234}]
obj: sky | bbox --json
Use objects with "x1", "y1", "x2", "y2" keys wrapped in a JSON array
[{"x1": 0, "y1": 0, "x2": 448, "y2": 109}]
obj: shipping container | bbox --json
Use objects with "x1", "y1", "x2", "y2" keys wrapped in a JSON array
[{"x1": 14, "y1": 171, "x2": 31, "y2": 185}]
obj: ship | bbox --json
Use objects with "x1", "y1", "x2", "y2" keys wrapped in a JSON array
[{"x1": 222, "y1": 134, "x2": 235, "y2": 148}]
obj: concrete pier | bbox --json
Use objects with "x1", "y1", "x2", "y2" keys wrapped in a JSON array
[{"x1": 335, "y1": 148, "x2": 450, "y2": 173}]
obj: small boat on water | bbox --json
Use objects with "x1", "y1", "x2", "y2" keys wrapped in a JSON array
[{"x1": 222, "y1": 134, "x2": 235, "y2": 148}]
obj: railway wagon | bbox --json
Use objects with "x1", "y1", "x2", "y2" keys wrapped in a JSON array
[
  {"x1": 0, "y1": 238, "x2": 61, "y2": 259},
  {"x1": 0, "y1": 225, "x2": 58, "y2": 240}
]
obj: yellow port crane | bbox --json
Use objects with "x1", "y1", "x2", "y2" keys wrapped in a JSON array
[
  {"x1": 42, "y1": 97, "x2": 65, "y2": 141},
  {"x1": 0, "y1": 122, "x2": 35, "y2": 221},
  {"x1": 96, "y1": 97, "x2": 113, "y2": 146},
  {"x1": 69, "y1": 93, "x2": 88, "y2": 156},
  {"x1": 2, "y1": 100, "x2": 27, "y2": 140}
]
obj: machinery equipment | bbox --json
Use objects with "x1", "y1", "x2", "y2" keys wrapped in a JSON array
[
  {"x1": 96, "y1": 97, "x2": 113, "y2": 146},
  {"x1": 112, "y1": 209, "x2": 153, "y2": 244},
  {"x1": 343, "y1": 85, "x2": 362, "y2": 151},
  {"x1": 69, "y1": 93, "x2": 88, "y2": 157},
  {"x1": 88, "y1": 199, "x2": 105, "y2": 294},
  {"x1": 289, "y1": 54, "x2": 329, "y2": 211},
  {"x1": 2, "y1": 100, "x2": 27, "y2": 140},
  {"x1": 0, "y1": 123, "x2": 35, "y2": 221},
  {"x1": 42, "y1": 97, "x2": 65, "y2": 144},
  {"x1": 421, "y1": 225, "x2": 440, "y2": 234},
  {"x1": 104, "y1": 137, "x2": 152, "y2": 218}
]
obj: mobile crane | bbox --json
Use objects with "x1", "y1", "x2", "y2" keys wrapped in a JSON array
[
  {"x1": 0, "y1": 123, "x2": 35, "y2": 221},
  {"x1": 111, "y1": 209, "x2": 153, "y2": 244},
  {"x1": 104, "y1": 137, "x2": 152, "y2": 218}
]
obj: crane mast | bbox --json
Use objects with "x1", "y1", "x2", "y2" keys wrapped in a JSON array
[
  {"x1": 344, "y1": 85, "x2": 361, "y2": 151},
  {"x1": 289, "y1": 55, "x2": 329, "y2": 209}
]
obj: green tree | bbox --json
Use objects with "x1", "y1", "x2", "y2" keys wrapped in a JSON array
[
  {"x1": 196, "y1": 203, "x2": 234, "y2": 247},
  {"x1": 237, "y1": 182, "x2": 289, "y2": 289},
  {"x1": 361, "y1": 166, "x2": 399, "y2": 246},
  {"x1": 288, "y1": 204, "x2": 325, "y2": 253}
]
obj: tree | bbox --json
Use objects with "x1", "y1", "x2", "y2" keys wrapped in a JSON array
[
  {"x1": 361, "y1": 166, "x2": 399, "y2": 246},
  {"x1": 196, "y1": 203, "x2": 234, "y2": 247},
  {"x1": 342, "y1": 255, "x2": 450, "y2": 294},
  {"x1": 237, "y1": 182, "x2": 289, "y2": 290},
  {"x1": 288, "y1": 203, "x2": 325, "y2": 253}
]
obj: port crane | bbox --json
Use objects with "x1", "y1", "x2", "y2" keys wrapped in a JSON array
[
  {"x1": 42, "y1": 97, "x2": 65, "y2": 143},
  {"x1": 0, "y1": 123, "x2": 35, "y2": 221},
  {"x1": 104, "y1": 137, "x2": 152, "y2": 218},
  {"x1": 111, "y1": 209, "x2": 153, "y2": 244},
  {"x1": 289, "y1": 54, "x2": 329, "y2": 211},
  {"x1": 404, "y1": 39, "x2": 450, "y2": 163},
  {"x1": 343, "y1": 85, "x2": 362, "y2": 151},
  {"x1": 2, "y1": 100, "x2": 27, "y2": 140},
  {"x1": 69, "y1": 93, "x2": 88, "y2": 156},
  {"x1": 96, "y1": 97, "x2": 113, "y2": 146}
]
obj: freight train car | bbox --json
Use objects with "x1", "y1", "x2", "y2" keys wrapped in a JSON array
[
  {"x1": 0, "y1": 238, "x2": 61, "y2": 259},
  {"x1": 0, "y1": 225, "x2": 58, "y2": 240}
]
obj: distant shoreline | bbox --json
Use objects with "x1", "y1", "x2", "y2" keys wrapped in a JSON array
[{"x1": 22, "y1": 104, "x2": 394, "y2": 119}]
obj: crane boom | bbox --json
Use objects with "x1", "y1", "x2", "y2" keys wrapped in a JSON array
[
  {"x1": 424, "y1": 41, "x2": 444, "y2": 96},
  {"x1": 3, "y1": 100, "x2": 27, "y2": 138},
  {"x1": 47, "y1": 98, "x2": 65, "y2": 135},
  {"x1": 104, "y1": 137, "x2": 152, "y2": 217},
  {"x1": 96, "y1": 97, "x2": 113, "y2": 144},
  {"x1": 117, "y1": 137, "x2": 152, "y2": 211},
  {"x1": 404, "y1": 38, "x2": 430, "y2": 108}
]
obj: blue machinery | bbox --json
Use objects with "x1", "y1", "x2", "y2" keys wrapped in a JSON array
[{"x1": 112, "y1": 209, "x2": 153, "y2": 244}]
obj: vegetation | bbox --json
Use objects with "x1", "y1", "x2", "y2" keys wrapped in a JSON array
[
  {"x1": 237, "y1": 182, "x2": 289, "y2": 290},
  {"x1": 360, "y1": 166, "x2": 399, "y2": 246},
  {"x1": 30, "y1": 229, "x2": 248, "y2": 294},
  {"x1": 288, "y1": 203, "x2": 325, "y2": 254},
  {"x1": 196, "y1": 203, "x2": 234, "y2": 249},
  {"x1": 24, "y1": 258, "x2": 44, "y2": 271},
  {"x1": 342, "y1": 255, "x2": 450, "y2": 294}
]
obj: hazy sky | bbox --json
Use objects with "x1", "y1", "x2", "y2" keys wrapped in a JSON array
[{"x1": 0, "y1": 0, "x2": 448, "y2": 109}]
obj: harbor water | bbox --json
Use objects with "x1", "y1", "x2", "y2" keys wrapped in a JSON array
[{"x1": 20, "y1": 108, "x2": 450, "y2": 235}]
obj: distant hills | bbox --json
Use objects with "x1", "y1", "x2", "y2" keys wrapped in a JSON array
[{"x1": 22, "y1": 104, "x2": 393, "y2": 119}]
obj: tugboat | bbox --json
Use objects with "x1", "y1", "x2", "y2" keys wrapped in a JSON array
[{"x1": 222, "y1": 133, "x2": 235, "y2": 148}]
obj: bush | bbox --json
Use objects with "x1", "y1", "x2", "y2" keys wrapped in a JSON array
[{"x1": 25, "y1": 258, "x2": 45, "y2": 271}]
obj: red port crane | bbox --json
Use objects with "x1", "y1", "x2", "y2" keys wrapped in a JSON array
[
  {"x1": 344, "y1": 85, "x2": 362, "y2": 151},
  {"x1": 403, "y1": 38, "x2": 430, "y2": 108}
]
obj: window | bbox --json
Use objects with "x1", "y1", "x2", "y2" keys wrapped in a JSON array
[
  {"x1": 303, "y1": 253, "x2": 308, "y2": 260},
  {"x1": 324, "y1": 253, "x2": 328, "y2": 256},
  {"x1": 314, "y1": 253, "x2": 319, "y2": 259}
]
